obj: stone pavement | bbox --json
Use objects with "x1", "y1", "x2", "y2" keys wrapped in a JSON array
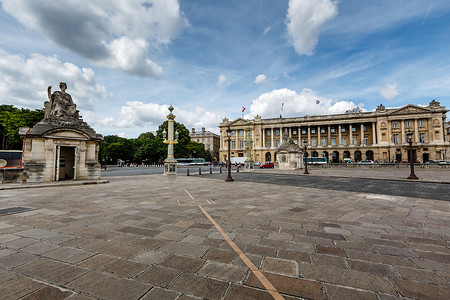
[
  {"x1": 0, "y1": 173, "x2": 449, "y2": 299},
  {"x1": 253, "y1": 167, "x2": 450, "y2": 184}
]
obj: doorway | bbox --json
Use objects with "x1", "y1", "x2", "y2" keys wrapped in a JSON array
[
  {"x1": 56, "y1": 146, "x2": 76, "y2": 180},
  {"x1": 265, "y1": 152, "x2": 271, "y2": 162}
]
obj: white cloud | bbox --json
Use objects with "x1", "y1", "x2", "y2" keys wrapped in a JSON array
[
  {"x1": 286, "y1": 0, "x2": 338, "y2": 56},
  {"x1": 0, "y1": 49, "x2": 109, "y2": 111},
  {"x1": 254, "y1": 74, "x2": 267, "y2": 84},
  {"x1": 380, "y1": 83, "x2": 400, "y2": 100},
  {"x1": 263, "y1": 26, "x2": 271, "y2": 35},
  {"x1": 217, "y1": 74, "x2": 228, "y2": 87},
  {"x1": 98, "y1": 102, "x2": 225, "y2": 134},
  {"x1": 1, "y1": 0, "x2": 189, "y2": 77},
  {"x1": 246, "y1": 88, "x2": 358, "y2": 119}
]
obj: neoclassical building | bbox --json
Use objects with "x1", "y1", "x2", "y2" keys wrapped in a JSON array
[
  {"x1": 219, "y1": 100, "x2": 449, "y2": 164},
  {"x1": 190, "y1": 127, "x2": 220, "y2": 161}
]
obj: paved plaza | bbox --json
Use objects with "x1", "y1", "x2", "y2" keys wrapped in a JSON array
[{"x1": 0, "y1": 170, "x2": 449, "y2": 299}]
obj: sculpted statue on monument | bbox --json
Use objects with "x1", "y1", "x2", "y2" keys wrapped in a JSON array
[{"x1": 45, "y1": 82, "x2": 80, "y2": 119}]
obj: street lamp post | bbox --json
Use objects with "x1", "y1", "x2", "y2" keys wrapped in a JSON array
[
  {"x1": 163, "y1": 104, "x2": 179, "y2": 176},
  {"x1": 303, "y1": 140, "x2": 309, "y2": 174},
  {"x1": 406, "y1": 130, "x2": 418, "y2": 180},
  {"x1": 244, "y1": 121, "x2": 254, "y2": 172},
  {"x1": 225, "y1": 126, "x2": 234, "y2": 182}
]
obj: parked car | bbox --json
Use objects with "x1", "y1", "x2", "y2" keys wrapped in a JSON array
[
  {"x1": 358, "y1": 160, "x2": 374, "y2": 164},
  {"x1": 254, "y1": 162, "x2": 261, "y2": 167},
  {"x1": 260, "y1": 162, "x2": 274, "y2": 168},
  {"x1": 426, "y1": 160, "x2": 448, "y2": 164}
]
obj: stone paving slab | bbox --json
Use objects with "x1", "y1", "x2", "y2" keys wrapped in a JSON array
[{"x1": 0, "y1": 173, "x2": 449, "y2": 299}]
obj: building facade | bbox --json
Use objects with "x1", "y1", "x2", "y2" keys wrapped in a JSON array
[
  {"x1": 190, "y1": 127, "x2": 220, "y2": 161},
  {"x1": 219, "y1": 101, "x2": 449, "y2": 164}
]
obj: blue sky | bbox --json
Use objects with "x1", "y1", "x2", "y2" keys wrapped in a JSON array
[{"x1": 1, "y1": 0, "x2": 449, "y2": 137}]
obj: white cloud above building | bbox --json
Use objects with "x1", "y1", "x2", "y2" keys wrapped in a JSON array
[
  {"x1": 380, "y1": 83, "x2": 400, "y2": 100},
  {"x1": 286, "y1": 0, "x2": 338, "y2": 56},
  {"x1": 246, "y1": 88, "x2": 358, "y2": 119}
]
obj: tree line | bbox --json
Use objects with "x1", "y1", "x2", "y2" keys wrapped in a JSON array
[
  {"x1": 0, "y1": 105, "x2": 45, "y2": 150},
  {"x1": 1, "y1": 105, "x2": 211, "y2": 163},
  {"x1": 99, "y1": 121, "x2": 211, "y2": 165}
]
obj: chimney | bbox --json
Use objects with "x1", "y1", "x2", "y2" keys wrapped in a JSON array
[
  {"x1": 202, "y1": 127, "x2": 205, "y2": 133},
  {"x1": 192, "y1": 128, "x2": 195, "y2": 133}
]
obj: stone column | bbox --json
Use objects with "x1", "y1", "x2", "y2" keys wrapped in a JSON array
[
  {"x1": 262, "y1": 128, "x2": 266, "y2": 148},
  {"x1": 289, "y1": 127, "x2": 292, "y2": 138},
  {"x1": 317, "y1": 126, "x2": 321, "y2": 146},
  {"x1": 401, "y1": 120, "x2": 406, "y2": 144},
  {"x1": 327, "y1": 125, "x2": 331, "y2": 146},
  {"x1": 349, "y1": 124, "x2": 353, "y2": 145},
  {"x1": 414, "y1": 119, "x2": 419, "y2": 142},
  {"x1": 360, "y1": 124, "x2": 364, "y2": 145},
  {"x1": 235, "y1": 129, "x2": 239, "y2": 148},
  {"x1": 338, "y1": 125, "x2": 342, "y2": 145},
  {"x1": 271, "y1": 128, "x2": 274, "y2": 148},
  {"x1": 307, "y1": 126, "x2": 311, "y2": 146},
  {"x1": 372, "y1": 122, "x2": 376, "y2": 145}
]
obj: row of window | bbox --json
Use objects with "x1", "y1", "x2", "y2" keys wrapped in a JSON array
[
  {"x1": 229, "y1": 132, "x2": 429, "y2": 149},
  {"x1": 230, "y1": 120, "x2": 428, "y2": 137},
  {"x1": 393, "y1": 133, "x2": 426, "y2": 144},
  {"x1": 392, "y1": 120, "x2": 425, "y2": 128},
  {"x1": 264, "y1": 126, "x2": 369, "y2": 136}
]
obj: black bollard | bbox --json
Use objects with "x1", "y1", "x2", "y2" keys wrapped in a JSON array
[
  {"x1": 220, "y1": 166, "x2": 222, "y2": 173},
  {"x1": 187, "y1": 169, "x2": 190, "y2": 176},
  {"x1": 199, "y1": 167, "x2": 201, "y2": 175},
  {"x1": 237, "y1": 166, "x2": 239, "y2": 173},
  {"x1": 210, "y1": 166, "x2": 212, "y2": 174}
]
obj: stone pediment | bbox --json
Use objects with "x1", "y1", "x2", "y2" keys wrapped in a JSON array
[
  {"x1": 228, "y1": 118, "x2": 250, "y2": 126},
  {"x1": 388, "y1": 105, "x2": 430, "y2": 116},
  {"x1": 45, "y1": 129, "x2": 90, "y2": 140}
]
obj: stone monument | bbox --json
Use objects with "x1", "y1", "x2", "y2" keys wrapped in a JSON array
[
  {"x1": 275, "y1": 129, "x2": 301, "y2": 170},
  {"x1": 20, "y1": 82, "x2": 102, "y2": 182}
]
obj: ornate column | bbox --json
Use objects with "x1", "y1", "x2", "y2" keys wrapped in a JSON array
[
  {"x1": 360, "y1": 124, "x2": 364, "y2": 145},
  {"x1": 307, "y1": 126, "x2": 311, "y2": 146},
  {"x1": 317, "y1": 126, "x2": 321, "y2": 146},
  {"x1": 262, "y1": 128, "x2": 266, "y2": 148},
  {"x1": 244, "y1": 121, "x2": 254, "y2": 172},
  {"x1": 163, "y1": 105, "x2": 178, "y2": 176},
  {"x1": 372, "y1": 122, "x2": 377, "y2": 144},
  {"x1": 414, "y1": 119, "x2": 419, "y2": 142},
  {"x1": 271, "y1": 128, "x2": 274, "y2": 148},
  {"x1": 401, "y1": 120, "x2": 406, "y2": 144},
  {"x1": 349, "y1": 124, "x2": 353, "y2": 145},
  {"x1": 327, "y1": 125, "x2": 331, "y2": 146},
  {"x1": 338, "y1": 125, "x2": 342, "y2": 145}
]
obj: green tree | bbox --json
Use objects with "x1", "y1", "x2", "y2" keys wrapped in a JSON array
[
  {"x1": 0, "y1": 105, "x2": 44, "y2": 149},
  {"x1": 133, "y1": 132, "x2": 165, "y2": 163},
  {"x1": 99, "y1": 135, "x2": 134, "y2": 164}
]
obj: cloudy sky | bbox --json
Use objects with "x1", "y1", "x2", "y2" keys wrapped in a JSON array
[{"x1": 1, "y1": 0, "x2": 449, "y2": 137}]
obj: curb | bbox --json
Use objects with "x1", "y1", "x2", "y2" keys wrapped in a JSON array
[{"x1": 0, "y1": 179, "x2": 109, "y2": 190}]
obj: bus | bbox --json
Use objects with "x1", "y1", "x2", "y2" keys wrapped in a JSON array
[
  {"x1": 306, "y1": 157, "x2": 327, "y2": 164},
  {"x1": 176, "y1": 158, "x2": 206, "y2": 166}
]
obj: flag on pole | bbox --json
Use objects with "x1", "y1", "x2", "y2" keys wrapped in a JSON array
[
  {"x1": 316, "y1": 100, "x2": 320, "y2": 104},
  {"x1": 242, "y1": 106, "x2": 246, "y2": 112}
]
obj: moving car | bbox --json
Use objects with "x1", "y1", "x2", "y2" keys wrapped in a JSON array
[{"x1": 260, "y1": 162, "x2": 274, "y2": 168}]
